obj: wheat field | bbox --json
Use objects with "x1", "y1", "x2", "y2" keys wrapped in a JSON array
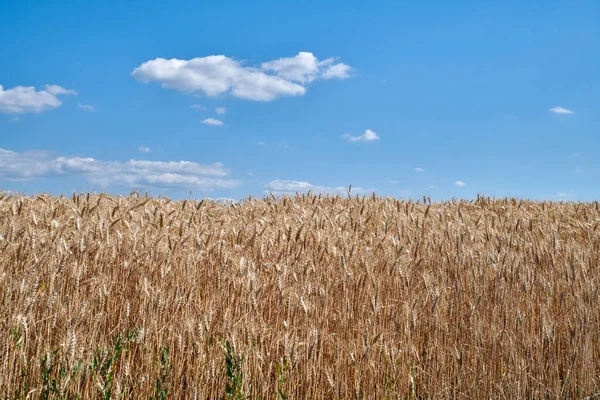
[{"x1": 1, "y1": 192, "x2": 599, "y2": 399}]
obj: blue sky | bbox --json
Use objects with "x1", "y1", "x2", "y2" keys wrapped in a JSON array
[{"x1": 1, "y1": 1, "x2": 599, "y2": 201}]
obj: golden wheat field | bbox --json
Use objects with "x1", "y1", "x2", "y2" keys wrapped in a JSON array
[{"x1": 1, "y1": 192, "x2": 599, "y2": 399}]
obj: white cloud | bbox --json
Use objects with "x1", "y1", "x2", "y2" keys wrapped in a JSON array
[
  {"x1": 216, "y1": 107, "x2": 226, "y2": 115},
  {"x1": 265, "y1": 179, "x2": 366, "y2": 196},
  {"x1": 138, "y1": 146, "x2": 151, "y2": 153},
  {"x1": 549, "y1": 106, "x2": 574, "y2": 115},
  {"x1": 321, "y1": 62, "x2": 352, "y2": 80},
  {"x1": 261, "y1": 52, "x2": 352, "y2": 84},
  {"x1": 0, "y1": 148, "x2": 240, "y2": 191},
  {"x1": 191, "y1": 104, "x2": 206, "y2": 110},
  {"x1": 556, "y1": 192, "x2": 568, "y2": 198},
  {"x1": 206, "y1": 197, "x2": 238, "y2": 204},
  {"x1": 575, "y1": 167, "x2": 582, "y2": 174},
  {"x1": 132, "y1": 52, "x2": 352, "y2": 102},
  {"x1": 77, "y1": 103, "x2": 96, "y2": 112},
  {"x1": 202, "y1": 117, "x2": 224, "y2": 126},
  {"x1": 414, "y1": 167, "x2": 425, "y2": 172},
  {"x1": 10, "y1": 116, "x2": 20, "y2": 122},
  {"x1": 257, "y1": 141, "x2": 290, "y2": 148},
  {"x1": 454, "y1": 181, "x2": 466, "y2": 187},
  {"x1": 0, "y1": 84, "x2": 76, "y2": 114},
  {"x1": 44, "y1": 85, "x2": 77, "y2": 96},
  {"x1": 0, "y1": 149, "x2": 59, "y2": 180},
  {"x1": 428, "y1": 185, "x2": 438, "y2": 189},
  {"x1": 342, "y1": 129, "x2": 380, "y2": 143}
]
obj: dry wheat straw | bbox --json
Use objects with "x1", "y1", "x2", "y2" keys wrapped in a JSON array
[{"x1": 0, "y1": 193, "x2": 599, "y2": 398}]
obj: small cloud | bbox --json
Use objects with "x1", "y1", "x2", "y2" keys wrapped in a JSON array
[
  {"x1": 572, "y1": 153, "x2": 580, "y2": 157},
  {"x1": 202, "y1": 118, "x2": 224, "y2": 126},
  {"x1": 575, "y1": 167, "x2": 582, "y2": 174},
  {"x1": 321, "y1": 63, "x2": 353, "y2": 80},
  {"x1": 207, "y1": 197, "x2": 238, "y2": 204},
  {"x1": 191, "y1": 104, "x2": 206, "y2": 110},
  {"x1": 454, "y1": 181, "x2": 466, "y2": 187},
  {"x1": 0, "y1": 84, "x2": 76, "y2": 114},
  {"x1": 216, "y1": 107, "x2": 226, "y2": 115},
  {"x1": 77, "y1": 103, "x2": 96, "y2": 112},
  {"x1": 549, "y1": 106, "x2": 574, "y2": 115},
  {"x1": 414, "y1": 167, "x2": 425, "y2": 172},
  {"x1": 389, "y1": 180, "x2": 400, "y2": 185},
  {"x1": 257, "y1": 141, "x2": 289, "y2": 148},
  {"x1": 428, "y1": 185, "x2": 438, "y2": 189},
  {"x1": 265, "y1": 179, "x2": 366, "y2": 196},
  {"x1": 44, "y1": 85, "x2": 77, "y2": 96},
  {"x1": 10, "y1": 116, "x2": 20, "y2": 122},
  {"x1": 556, "y1": 192, "x2": 568, "y2": 198},
  {"x1": 261, "y1": 52, "x2": 352, "y2": 84},
  {"x1": 342, "y1": 129, "x2": 380, "y2": 143},
  {"x1": 0, "y1": 147, "x2": 240, "y2": 191},
  {"x1": 139, "y1": 146, "x2": 151, "y2": 153}
]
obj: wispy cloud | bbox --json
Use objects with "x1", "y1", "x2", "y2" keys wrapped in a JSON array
[
  {"x1": 342, "y1": 129, "x2": 380, "y2": 143},
  {"x1": 216, "y1": 107, "x2": 226, "y2": 115},
  {"x1": 205, "y1": 197, "x2": 238, "y2": 204},
  {"x1": 414, "y1": 167, "x2": 425, "y2": 172},
  {"x1": 0, "y1": 148, "x2": 240, "y2": 191},
  {"x1": 428, "y1": 185, "x2": 438, "y2": 189},
  {"x1": 549, "y1": 106, "x2": 574, "y2": 115},
  {"x1": 44, "y1": 85, "x2": 77, "y2": 96},
  {"x1": 0, "y1": 84, "x2": 76, "y2": 114},
  {"x1": 202, "y1": 118, "x2": 224, "y2": 126},
  {"x1": 265, "y1": 179, "x2": 366, "y2": 196},
  {"x1": 321, "y1": 63, "x2": 352, "y2": 80},
  {"x1": 261, "y1": 52, "x2": 352, "y2": 84},
  {"x1": 77, "y1": 103, "x2": 96, "y2": 112},
  {"x1": 191, "y1": 104, "x2": 206, "y2": 110},
  {"x1": 575, "y1": 167, "x2": 582, "y2": 174},
  {"x1": 556, "y1": 192, "x2": 568, "y2": 198},
  {"x1": 454, "y1": 180, "x2": 466, "y2": 187},
  {"x1": 132, "y1": 52, "x2": 352, "y2": 102},
  {"x1": 256, "y1": 141, "x2": 290, "y2": 148},
  {"x1": 138, "y1": 146, "x2": 151, "y2": 153}
]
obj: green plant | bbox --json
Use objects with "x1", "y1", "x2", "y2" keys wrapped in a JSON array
[
  {"x1": 10, "y1": 327, "x2": 22, "y2": 350},
  {"x1": 40, "y1": 351, "x2": 71, "y2": 400},
  {"x1": 273, "y1": 356, "x2": 289, "y2": 400},
  {"x1": 151, "y1": 346, "x2": 171, "y2": 400},
  {"x1": 222, "y1": 340, "x2": 244, "y2": 400},
  {"x1": 90, "y1": 329, "x2": 137, "y2": 400}
]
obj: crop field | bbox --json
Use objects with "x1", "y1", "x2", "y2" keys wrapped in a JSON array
[{"x1": 1, "y1": 192, "x2": 599, "y2": 399}]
